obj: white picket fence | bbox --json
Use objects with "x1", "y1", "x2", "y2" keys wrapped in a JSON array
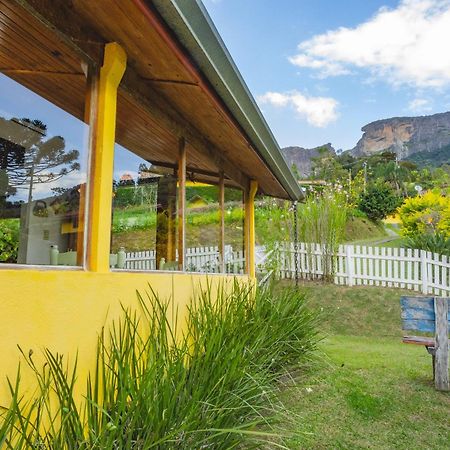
[
  {"x1": 124, "y1": 245, "x2": 245, "y2": 274},
  {"x1": 123, "y1": 242, "x2": 450, "y2": 295},
  {"x1": 275, "y1": 242, "x2": 450, "y2": 295}
]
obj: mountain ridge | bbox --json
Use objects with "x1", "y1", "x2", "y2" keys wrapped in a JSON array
[
  {"x1": 282, "y1": 111, "x2": 450, "y2": 176},
  {"x1": 281, "y1": 143, "x2": 335, "y2": 177},
  {"x1": 350, "y1": 111, "x2": 450, "y2": 158}
]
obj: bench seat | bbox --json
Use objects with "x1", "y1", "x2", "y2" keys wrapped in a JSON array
[
  {"x1": 402, "y1": 335, "x2": 435, "y2": 347},
  {"x1": 401, "y1": 296, "x2": 449, "y2": 391}
]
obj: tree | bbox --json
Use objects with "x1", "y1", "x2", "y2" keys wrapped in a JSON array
[
  {"x1": 358, "y1": 182, "x2": 400, "y2": 222},
  {"x1": 311, "y1": 146, "x2": 347, "y2": 182},
  {"x1": 290, "y1": 162, "x2": 300, "y2": 179},
  {"x1": 0, "y1": 117, "x2": 79, "y2": 201}
]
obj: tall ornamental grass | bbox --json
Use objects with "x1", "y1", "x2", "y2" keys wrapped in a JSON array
[
  {"x1": 0, "y1": 283, "x2": 318, "y2": 449},
  {"x1": 298, "y1": 187, "x2": 347, "y2": 281}
]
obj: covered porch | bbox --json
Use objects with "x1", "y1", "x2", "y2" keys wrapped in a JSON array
[{"x1": 0, "y1": 0, "x2": 301, "y2": 404}]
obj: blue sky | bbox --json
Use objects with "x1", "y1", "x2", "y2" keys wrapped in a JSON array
[
  {"x1": 0, "y1": 74, "x2": 89, "y2": 201},
  {"x1": 0, "y1": 73, "x2": 146, "y2": 201},
  {"x1": 203, "y1": 0, "x2": 450, "y2": 151}
]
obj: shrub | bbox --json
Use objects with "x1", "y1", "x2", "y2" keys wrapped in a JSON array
[
  {"x1": 0, "y1": 283, "x2": 318, "y2": 448},
  {"x1": 358, "y1": 183, "x2": 400, "y2": 222},
  {"x1": 0, "y1": 219, "x2": 19, "y2": 263},
  {"x1": 398, "y1": 190, "x2": 450, "y2": 238},
  {"x1": 404, "y1": 233, "x2": 450, "y2": 255}
]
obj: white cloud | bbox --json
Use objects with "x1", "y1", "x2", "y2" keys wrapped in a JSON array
[
  {"x1": 408, "y1": 97, "x2": 432, "y2": 112},
  {"x1": 289, "y1": 54, "x2": 350, "y2": 77},
  {"x1": 258, "y1": 91, "x2": 339, "y2": 127},
  {"x1": 290, "y1": 0, "x2": 450, "y2": 88}
]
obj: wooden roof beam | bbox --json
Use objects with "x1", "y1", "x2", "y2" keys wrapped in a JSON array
[
  {"x1": 14, "y1": 0, "x2": 250, "y2": 189},
  {"x1": 121, "y1": 70, "x2": 249, "y2": 190}
]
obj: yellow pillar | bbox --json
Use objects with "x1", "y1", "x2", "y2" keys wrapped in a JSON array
[
  {"x1": 244, "y1": 180, "x2": 258, "y2": 278},
  {"x1": 87, "y1": 43, "x2": 127, "y2": 272}
]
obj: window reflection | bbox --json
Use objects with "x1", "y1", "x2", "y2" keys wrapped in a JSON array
[
  {"x1": 110, "y1": 148, "x2": 246, "y2": 274},
  {"x1": 184, "y1": 183, "x2": 244, "y2": 274},
  {"x1": 111, "y1": 145, "x2": 180, "y2": 271},
  {"x1": 0, "y1": 74, "x2": 88, "y2": 266}
]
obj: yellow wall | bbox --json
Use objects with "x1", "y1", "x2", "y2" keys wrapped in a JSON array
[
  {"x1": 0, "y1": 269, "x2": 247, "y2": 405},
  {"x1": 0, "y1": 41, "x2": 256, "y2": 410}
]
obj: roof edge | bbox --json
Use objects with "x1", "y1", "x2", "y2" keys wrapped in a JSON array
[{"x1": 150, "y1": 0, "x2": 303, "y2": 200}]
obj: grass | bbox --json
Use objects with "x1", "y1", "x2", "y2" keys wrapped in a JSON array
[
  {"x1": 276, "y1": 282, "x2": 450, "y2": 449},
  {"x1": 111, "y1": 222, "x2": 244, "y2": 251},
  {"x1": 344, "y1": 217, "x2": 387, "y2": 244},
  {"x1": 378, "y1": 237, "x2": 406, "y2": 248},
  {"x1": 0, "y1": 283, "x2": 319, "y2": 449}
]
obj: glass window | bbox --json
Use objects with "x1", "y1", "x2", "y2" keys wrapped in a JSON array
[
  {"x1": 185, "y1": 182, "x2": 221, "y2": 273},
  {"x1": 111, "y1": 145, "x2": 180, "y2": 271},
  {"x1": 0, "y1": 73, "x2": 88, "y2": 266},
  {"x1": 223, "y1": 187, "x2": 245, "y2": 274},
  {"x1": 184, "y1": 183, "x2": 244, "y2": 274}
]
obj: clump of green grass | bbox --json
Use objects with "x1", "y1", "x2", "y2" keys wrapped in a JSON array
[{"x1": 0, "y1": 283, "x2": 318, "y2": 448}]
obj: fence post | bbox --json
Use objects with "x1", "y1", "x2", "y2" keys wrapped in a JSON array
[
  {"x1": 434, "y1": 297, "x2": 449, "y2": 391},
  {"x1": 346, "y1": 245, "x2": 354, "y2": 287},
  {"x1": 421, "y1": 250, "x2": 429, "y2": 294}
]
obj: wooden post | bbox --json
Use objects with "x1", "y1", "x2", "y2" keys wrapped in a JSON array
[
  {"x1": 219, "y1": 171, "x2": 225, "y2": 273},
  {"x1": 244, "y1": 180, "x2": 258, "y2": 277},
  {"x1": 87, "y1": 43, "x2": 126, "y2": 272},
  {"x1": 177, "y1": 137, "x2": 186, "y2": 271},
  {"x1": 156, "y1": 175, "x2": 177, "y2": 269},
  {"x1": 434, "y1": 297, "x2": 449, "y2": 391}
]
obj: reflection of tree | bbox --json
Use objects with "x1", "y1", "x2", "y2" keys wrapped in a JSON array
[{"x1": 0, "y1": 117, "x2": 79, "y2": 200}]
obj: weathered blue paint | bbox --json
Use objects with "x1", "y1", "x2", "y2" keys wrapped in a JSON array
[
  {"x1": 402, "y1": 318, "x2": 436, "y2": 333},
  {"x1": 400, "y1": 296, "x2": 434, "y2": 310},
  {"x1": 401, "y1": 296, "x2": 450, "y2": 333},
  {"x1": 401, "y1": 307, "x2": 435, "y2": 321}
]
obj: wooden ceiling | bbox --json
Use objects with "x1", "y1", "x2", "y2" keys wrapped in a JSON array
[
  {"x1": 0, "y1": 1, "x2": 87, "y2": 119},
  {"x1": 0, "y1": 0, "x2": 288, "y2": 196}
]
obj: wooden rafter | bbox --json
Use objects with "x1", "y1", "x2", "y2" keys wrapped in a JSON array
[
  {"x1": 11, "y1": 0, "x2": 290, "y2": 195},
  {"x1": 120, "y1": 70, "x2": 249, "y2": 189}
]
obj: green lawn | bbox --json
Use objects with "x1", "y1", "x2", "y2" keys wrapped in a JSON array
[
  {"x1": 278, "y1": 283, "x2": 450, "y2": 449},
  {"x1": 378, "y1": 237, "x2": 406, "y2": 248}
]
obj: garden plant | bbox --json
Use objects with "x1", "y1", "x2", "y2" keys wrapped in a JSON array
[{"x1": 0, "y1": 283, "x2": 318, "y2": 449}]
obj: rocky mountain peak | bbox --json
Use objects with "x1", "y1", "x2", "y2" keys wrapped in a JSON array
[{"x1": 350, "y1": 111, "x2": 450, "y2": 158}]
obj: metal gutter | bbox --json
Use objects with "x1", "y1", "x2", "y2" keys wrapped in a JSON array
[{"x1": 148, "y1": 0, "x2": 303, "y2": 201}]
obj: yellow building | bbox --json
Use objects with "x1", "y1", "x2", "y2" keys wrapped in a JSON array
[{"x1": 0, "y1": 0, "x2": 302, "y2": 403}]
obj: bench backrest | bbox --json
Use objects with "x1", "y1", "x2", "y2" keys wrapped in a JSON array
[{"x1": 400, "y1": 296, "x2": 450, "y2": 333}]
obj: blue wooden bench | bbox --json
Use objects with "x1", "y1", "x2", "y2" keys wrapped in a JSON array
[{"x1": 400, "y1": 296, "x2": 449, "y2": 391}]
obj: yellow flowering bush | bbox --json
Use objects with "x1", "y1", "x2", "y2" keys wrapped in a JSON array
[{"x1": 398, "y1": 191, "x2": 450, "y2": 237}]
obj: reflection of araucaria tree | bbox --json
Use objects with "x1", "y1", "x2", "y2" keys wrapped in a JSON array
[{"x1": 0, "y1": 117, "x2": 80, "y2": 202}]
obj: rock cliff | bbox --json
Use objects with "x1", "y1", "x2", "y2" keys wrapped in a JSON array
[
  {"x1": 351, "y1": 111, "x2": 450, "y2": 159},
  {"x1": 281, "y1": 143, "x2": 335, "y2": 177}
]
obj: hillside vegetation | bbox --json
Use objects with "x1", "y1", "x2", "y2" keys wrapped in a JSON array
[{"x1": 406, "y1": 145, "x2": 450, "y2": 168}]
